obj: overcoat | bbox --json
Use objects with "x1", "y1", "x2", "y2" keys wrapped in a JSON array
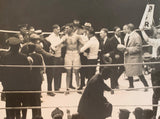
[
  {"x1": 78, "y1": 74, "x2": 112, "y2": 119},
  {"x1": 124, "y1": 31, "x2": 143, "y2": 77}
]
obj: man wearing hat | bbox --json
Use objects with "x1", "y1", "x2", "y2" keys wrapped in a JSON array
[
  {"x1": 1, "y1": 37, "x2": 31, "y2": 119},
  {"x1": 21, "y1": 33, "x2": 55, "y2": 96},
  {"x1": 20, "y1": 43, "x2": 44, "y2": 119},
  {"x1": 143, "y1": 109, "x2": 154, "y2": 119},
  {"x1": 133, "y1": 107, "x2": 143, "y2": 119},
  {"x1": 119, "y1": 109, "x2": 130, "y2": 119}
]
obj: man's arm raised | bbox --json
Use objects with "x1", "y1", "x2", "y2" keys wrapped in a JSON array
[{"x1": 141, "y1": 29, "x2": 149, "y2": 43}]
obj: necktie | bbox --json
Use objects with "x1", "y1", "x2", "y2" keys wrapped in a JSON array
[{"x1": 126, "y1": 36, "x2": 130, "y2": 47}]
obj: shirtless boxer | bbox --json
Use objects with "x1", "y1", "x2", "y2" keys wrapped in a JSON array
[{"x1": 61, "y1": 23, "x2": 84, "y2": 92}]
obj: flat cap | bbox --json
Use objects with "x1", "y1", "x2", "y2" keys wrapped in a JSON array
[{"x1": 7, "y1": 37, "x2": 21, "y2": 45}]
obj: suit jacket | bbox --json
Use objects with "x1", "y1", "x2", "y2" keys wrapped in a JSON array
[
  {"x1": 29, "y1": 53, "x2": 43, "y2": 91},
  {"x1": 0, "y1": 50, "x2": 7, "y2": 82},
  {"x1": 1, "y1": 51, "x2": 30, "y2": 91},
  {"x1": 109, "y1": 35, "x2": 124, "y2": 64},
  {"x1": 78, "y1": 74, "x2": 111, "y2": 119},
  {"x1": 124, "y1": 31, "x2": 143, "y2": 76},
  {"x1": 99, "y1": 38, "x2": 114, "y2": 64}
]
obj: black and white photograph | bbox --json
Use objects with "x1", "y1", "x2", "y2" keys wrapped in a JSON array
[{"x1": 0, "y1": 0, "x2": 160, "y2": 119}]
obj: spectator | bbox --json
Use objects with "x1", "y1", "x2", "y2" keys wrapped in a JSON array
[
  {"x1": 21, "y1": 33, "x2": 55, "y2": 96},
  {"x1": 20, "y1": 43, "x2": 44, "y2": 119},
  {"x1": 119, "y1": 109, "x2": 130, "y2": 119},
  {"x1": 67, "y1": 109, "x2": 72, "y2": 119},
  {"x1": 133, "y1": 107, "x2": 143, "y2": 119},
  {"x1": 35, "y1": 116, "x2": 43, "y2": 119},
  {"x1": 71, "y1": 113, "x2": 84, "y2": 119},
  {"x1": 143, "y1": 109, "x2": 154, "y2": 119},
  {"x1": 78, "y1": 68, "x2": 113, "y2": 119},
  {"x1": 1, "y1": 37, "x2": 30, "y2": 119},
  {"x1": 51, "y1": 107, "x2": 64, "y2": 119}
]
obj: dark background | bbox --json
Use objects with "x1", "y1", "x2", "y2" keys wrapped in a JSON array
[{"x1": 0, "y1": 0, "x2": 160, "y2": 31}]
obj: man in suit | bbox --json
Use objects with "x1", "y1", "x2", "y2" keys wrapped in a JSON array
[
  {"x1": 109, "y1": 26, "x2": 125, "y2": 89},
  {"x1": 1, "y1": 37, "x2": 30, "y2": 119},
  {"x1": 78, "y1": 68, "x2": 113, "y2": 119},
  {"x1": 20, "y1": 43, "x2": 44, "y2": 119},
  {"x1": 99, "y1": 28, "x2": 117, "y2": 89},
  {"x1": 117, "y1": 23, "x2": 149, "y2": 89},
  {"x1": 31, "y1": 34, "x2": 55, "y2": 96},
  {"x1": 99, "y1": 28, "x2": 110, "y2": 65}
]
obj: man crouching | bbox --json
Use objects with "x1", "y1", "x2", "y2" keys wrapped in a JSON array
[{"x1": 77, "y1": 68, "x2": 113, "y2": 119}]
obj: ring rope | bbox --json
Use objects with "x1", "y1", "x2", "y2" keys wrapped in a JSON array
[
  {"x1": 0, "y1": 86, "x2": 160, "y2": 94},
  {"x1": 0, "y1": 27, "x2": 155, "y2": 34},
  {"x1": 0, "y1": 61, "x2": 159, "y2": 68},
  {"x1": 0, "y1": 104, "x2": 160, "y2": 110}
]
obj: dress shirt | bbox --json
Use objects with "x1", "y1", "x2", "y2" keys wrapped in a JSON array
[
  {"x1": 46, "y1": 32, "x2": 62, "y2": 57},
  {"x1": 81, "y1": 34, "x2": 89, "y2": 42},
  {"x1": 124, "y1": 33, "x2": 129, "y2": 46},
  {"x1": 103, "y1": 36, "x2": 107, "y2": 45},
  {"x1": 80, "y1": 36, "x2": 99, "y2": 59},
  {"x1": 115, "y1": 35, "x2": 121, "y2": 44}
]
